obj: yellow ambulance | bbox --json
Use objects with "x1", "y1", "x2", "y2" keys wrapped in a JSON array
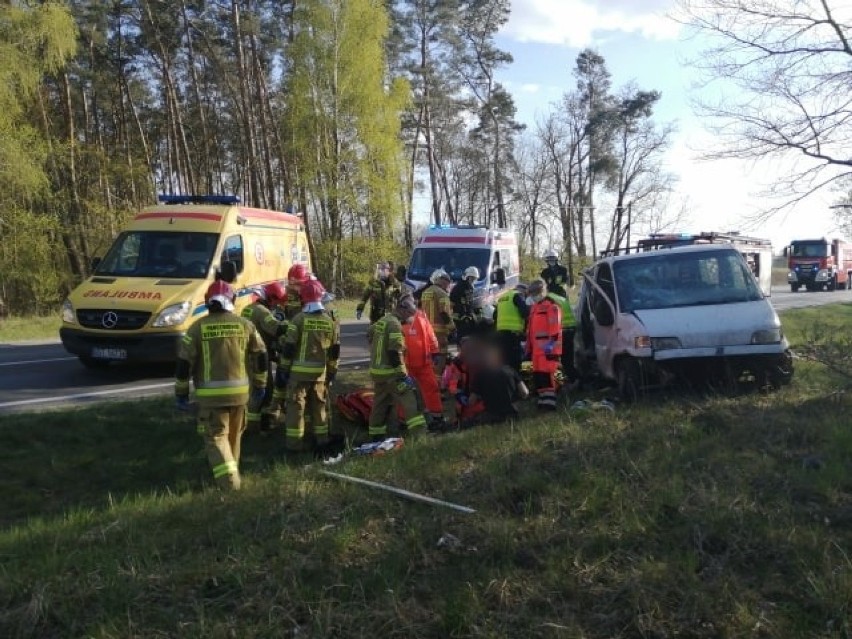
[{"x1": 60, "y1": 195, "x2": 310, "y2": 368}]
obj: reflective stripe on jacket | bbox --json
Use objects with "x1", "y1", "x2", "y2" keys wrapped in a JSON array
[
  {"x1": 241, "y1": 302, "x2": 286, "y2": 346},
  {"x1": 280, "y1": 310, "x2": 339, "y2": 381},
  {"x1": 421, "y1": 285, "x2": 454, "y2": 334},
  {"x1": 368, "y1": 314, "x2": 406, "y2": 378},
  {"x1": 176, "y1": 311, "x2": 266, "y2": 407}
]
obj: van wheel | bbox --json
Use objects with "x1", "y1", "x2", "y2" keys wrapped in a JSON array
[
  {"x1": 766, "y1": 350, "x2": 795, "y2": 389},
  {"x1": 616, "y1": 357, "x2": 645, "y2": 403},
  {"x1": 828, "y1": 276, "x2": 837, "y2": 291},
  {"x1": 79, "y1": 356, "x2": 110, "y2": 370},
  {"x1": 790, "y1": 284, "x2": 799, "y2": 293}
]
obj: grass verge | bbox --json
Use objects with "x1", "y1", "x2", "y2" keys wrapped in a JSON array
[
  {"x1": 1, "y1": 307, "x2": 851, "y2": 638},
  {"x1": 0, "y1": 315, "x2": 61, "y2": 343}
]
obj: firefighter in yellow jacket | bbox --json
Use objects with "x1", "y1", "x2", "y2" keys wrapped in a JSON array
[
  {"x1": 420, "y1": 268, "x2": 455, "y2": 377},
  {"x1": 278, "y1": 278, "x2": 341, "y2": 452},
  {"x1": 241, "y1": 281, "x2": 289, "y2": 432},
  {"x1": 367, "y1": 294, "x2": 428, "y2": 440},
  {"x1": 175, "y1": 280, "x2": 267, "y2": 490}
]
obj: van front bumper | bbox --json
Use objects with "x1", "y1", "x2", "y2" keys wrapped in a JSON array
[{"x1": 60, "y1": 327, "x2": 183, "y2": 363}]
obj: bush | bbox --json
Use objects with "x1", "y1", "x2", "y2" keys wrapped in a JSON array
[{"x1": 314, "y1": 237, "x2": 410, "y2": 296}]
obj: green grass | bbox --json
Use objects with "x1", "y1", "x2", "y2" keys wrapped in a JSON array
[
  {"x1": 1, "y1": 308, "x2": 851, "y2": 637},
  {"x1": 0, "y1": 315, "x2": 61, "y2": 342}
]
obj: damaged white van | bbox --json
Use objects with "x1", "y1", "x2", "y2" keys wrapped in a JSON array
[{"x1": 575, "y1": 244, "x2": 794, "y2": 399}]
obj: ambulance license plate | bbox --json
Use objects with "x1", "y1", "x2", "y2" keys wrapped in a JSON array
[{"x1": 91, "y1": 347, "x2": 127, "y2": 360}]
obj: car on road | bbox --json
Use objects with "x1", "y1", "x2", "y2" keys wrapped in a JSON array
[{"x1": 575, "y1": 244, "x2": 794, "y2": 399}]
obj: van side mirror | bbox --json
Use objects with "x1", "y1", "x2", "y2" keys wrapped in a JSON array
[
  {"x1": 91, "y1": 256, "x2": 101, "y2": 272},
  {"x1": 492, "y1": 267, "x2": 506, "y2": 286},
  {"x1": 218, "y1": 260, "x2": 238, "y2": 284},
  {"x1": 593, "y1": 296, "x2": 614, "y2": 327}
]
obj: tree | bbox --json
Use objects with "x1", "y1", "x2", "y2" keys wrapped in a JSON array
[
  {"x1": 679, "y1": 0, "x2": 852, "y2": 210},
  {"x1": 284, "y1": 0, "x2": 409, "y2": 288}
]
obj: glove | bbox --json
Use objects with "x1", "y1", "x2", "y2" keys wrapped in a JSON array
[
  {"x1": 431, "y1": 353, "x2": 442, "y2": 365},
  {"x1": 175, "y1": 394, "x2": 190, "y2": 411},
  {"x1": 275, "y1": 368, "x2": 290, "y2": 388},
  {"x1": 543, "y1": 340, "x2": 555, "y2": 355},
  {"x1": 396, "y1": 375, "x2": 416, "y2": 393},
  {"x1": 327, "y1": 371, "x2": 336, "y2": 386},
  {"x1": 455, "y1": 392, "x2": 469, "y2": 407},
  {"x1": 356, "y1": 305, "x2": 364, "y2": 320}
]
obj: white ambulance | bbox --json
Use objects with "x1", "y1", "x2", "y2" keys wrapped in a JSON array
[{"x1": 406, "y1": 225, "x2": 520, "y2": 308}]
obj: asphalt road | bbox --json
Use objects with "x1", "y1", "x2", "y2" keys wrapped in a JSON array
[
  {"x1": 0, "y1": 321, "x2": 370, "y2": 414},
  {"x1": 1, "y1": 285, "x2": 849, "y2": 414}
]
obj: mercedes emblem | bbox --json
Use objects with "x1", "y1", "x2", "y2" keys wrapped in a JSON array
[{"x1": 101, "y1": 311, "x2": 119, "y2": 329}]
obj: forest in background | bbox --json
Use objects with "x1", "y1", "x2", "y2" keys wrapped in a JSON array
[{"x1": 0, "y1": 1, "x2": 674, "y2": 315}]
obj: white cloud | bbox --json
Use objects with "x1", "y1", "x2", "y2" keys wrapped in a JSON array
[{"x1": 503, "y1": 0, "x2": 681, "y2": 48}]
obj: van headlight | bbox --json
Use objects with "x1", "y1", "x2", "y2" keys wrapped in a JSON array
[
  {"x1": 651, "y1": 337, "x2": 682, "y2": 351},
  {"x1": 61, "y1": 299, "x2": 75, "y2": 324},
  {"x1": 751, "y1": 328, "x2": 782, "y2": 344},
  {"x1": 152, "y1": 301, "x2": 191, "y2": 327},
  {"x1": 634, "y1": 335, "x2": 652, "y2": 349}
]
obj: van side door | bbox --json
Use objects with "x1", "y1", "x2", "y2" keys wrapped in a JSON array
[{"x1": 592, "y1": 262, "x2": 619, "y2": 379}]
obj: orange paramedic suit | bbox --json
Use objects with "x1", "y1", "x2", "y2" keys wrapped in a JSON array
[
  {"x1": 403, "y1": 310, "x2": 443, "y2": 414},
  {"x1": 526, "y1": 297, "x2": 563, "y2": 409}
]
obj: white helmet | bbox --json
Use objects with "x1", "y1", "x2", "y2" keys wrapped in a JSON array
[
  {"x1": 430, "y1": 268, "x2": 450, "y2": 284},
  {"x1": 463, "y1": 266, "x2": 480, "y2": 280},
  {"x1": 544, "y1": 248, "x2": 558, "y2": 261}
]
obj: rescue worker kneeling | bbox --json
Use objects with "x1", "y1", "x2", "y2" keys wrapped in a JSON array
[
  {"x1": 241, "y1": 281, "x2": 289, "y2": 432},
  {"x1": 175, "y1": 280, "x2": 267, "y2": 491},
  {"x1": 278, "y1": 279, "x2": 341, "y2": 452},
  {"x1": 367, "y1": 294, "x2": 428, "y2": 440},
  {"x1": 442, "y1": 336, "x2": 486, "y2": 426},
  {"x1": 525, "y1": 279, "x2": 563, "y2": 410}
]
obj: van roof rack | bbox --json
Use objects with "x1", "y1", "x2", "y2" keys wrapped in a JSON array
[
  {"x1": 598, "y1": 231, "x2": 772, "y2": 258},
  {"x1": 158, "y1": 194, "x2": 241, "y2": 205}
]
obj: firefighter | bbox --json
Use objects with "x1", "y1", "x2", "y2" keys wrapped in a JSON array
[
  {"x1": 175, "y1": 280, "x2": 267, "y2": 490},
  {"x1": 241, "y1": 282, "x2": 289, "y2": 432},
  {"x1": 546, "y1": 288, "x2": 578, "y2": 383},
  {"x1": 367, "y1": 294, "x2": 428, "y2": 441},
  {"x1": 525, "y1": 278, "x2": 563, "y2": 410},
  {"x1": 493, "y1": 282, "x2": 530, "y2": 373},
  {"x1": 403, "y1": 306, "x2": 447, "y2": 431},
  {"x1": 420, "y1": 268, "x2": 455, "y2": 376},
  {"x1": 356, "y1": 261, "x2": 402, "y2": 324},
  {"x1": 278, "y1": 278, "x2": 340, "y2": 452},
  {"x1": 541, "y1": 249, "x2": 570, "y2": 297},
  {"x1": 450, "y1": 266, "x2": 480, "y2": 340},
  {"x1": 284, "y1": 263, "x2": 309, "y2": 320}
]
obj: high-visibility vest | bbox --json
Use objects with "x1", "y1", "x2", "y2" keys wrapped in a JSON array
[
  {"x1": 546, "y1": 293, "x2": 576, "y2": 329},
  {"x1": 495, "y1": 294, "x2": 524, "y2": 332}
]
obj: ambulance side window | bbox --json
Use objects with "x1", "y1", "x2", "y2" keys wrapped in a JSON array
[{"x1": 222, "y1": 235, "x2": 244, "y2": 274}]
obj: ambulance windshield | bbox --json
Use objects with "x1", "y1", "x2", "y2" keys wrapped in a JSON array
[
  {"x1": 96, "y1": 231, "x2": 219, "y2": 279},
  {"x1": 408, "y1": 248, "x2": 490, "y2": 282}
]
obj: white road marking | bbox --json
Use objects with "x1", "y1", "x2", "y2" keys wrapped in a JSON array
[
  {"x1": 0, "y1": 382, "x2": 174, "y2": 409},
  {"x1": 0, "y1": 357, "x2": 372, "y2": 410},
  {"x1": 0, "y1": 356, "x2": 76, "y2": 368}
]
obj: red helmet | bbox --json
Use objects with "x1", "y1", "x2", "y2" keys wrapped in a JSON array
[
  {"x1": 205, "y1": 280, "x2": 235, "y2": 311},
  {"x1": 288, "y1": 263, "x2": 308, "y2": 284},
  {"x1": 299, "y1": 279, "x2": 325, "y2": 305},
  {"x1": 262, "y1": 281, "x2": 286, "y2": 304}
]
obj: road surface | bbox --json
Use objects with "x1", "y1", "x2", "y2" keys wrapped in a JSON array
[
  {"x1": 0, "y1": 322, "x2": 370, "y2": 414},
  {"x1": 1, "y1": 286, "x2": 849, "y2": 414}
]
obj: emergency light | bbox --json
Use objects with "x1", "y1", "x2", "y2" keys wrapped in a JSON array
[{"x1": 158, "y1": 194, "x2": 241, "y2": 205}]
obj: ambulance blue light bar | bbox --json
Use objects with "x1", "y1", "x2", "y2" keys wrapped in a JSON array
[{"x1": 158, "y1": 194, "x2": 241, "y2": 205}]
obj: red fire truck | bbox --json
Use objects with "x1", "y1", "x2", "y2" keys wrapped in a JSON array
[{"x1": 787, "y1": 238, "x2": 852, "y2": 292}]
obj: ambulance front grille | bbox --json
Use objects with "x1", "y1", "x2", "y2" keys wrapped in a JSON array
[{"x1": 77, "y1": 309, "x2": 152, "y2": 330}]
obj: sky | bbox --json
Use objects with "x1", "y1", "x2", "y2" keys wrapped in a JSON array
[{"x1": 493, "y1": 0, "x2": 842, "y2": 253}]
